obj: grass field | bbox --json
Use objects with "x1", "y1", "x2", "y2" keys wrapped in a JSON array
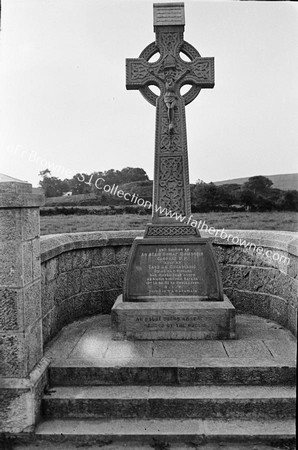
[{"x1": 40, "y1": 211, "x2": 298, "y2": 235}]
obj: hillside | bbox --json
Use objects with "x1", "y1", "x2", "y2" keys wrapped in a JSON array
[
  {"x1": 213, "y1": 173, "x2": 298, "y2": 191},
  {"x1": 36, "y1": 173, "x2": 298, "y2": 211}
]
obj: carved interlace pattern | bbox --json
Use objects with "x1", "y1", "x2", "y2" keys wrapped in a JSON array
[
  {"x1": 160, "y1": 116, "x2": 182, "y2": 153},
  {"x1": 160, "y1": 133, "x2": 182, "y2": 153},
  {"x1": 146, "y1": 226, "x2": 197, "y2": 237},
  {"x1": 159, "y1": 156, "x2": 184, "y2": 214},
  {"x1": 192, "y1": 61, "x2": 212, "y2": 80},
  {"x1": 161, "y1": 32, "x2": 178, "y2": 53},
  {"x1": 131, "y1": 63, "x2": 148, "y2": 81}
]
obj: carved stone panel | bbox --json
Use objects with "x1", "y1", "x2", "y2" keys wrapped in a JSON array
[
  {"x1": 158, "y1": 156, "x2": 185, "y2": 214},
  {"x1": 124, "y1": 238, "x2": 224, "y2": 302}
]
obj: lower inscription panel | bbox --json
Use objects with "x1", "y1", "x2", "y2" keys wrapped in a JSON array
[
  {"x1": 112, "y1": 295, "x2": 236, "y2": 340},
  {"x1": 135, "y1": 315, "x2": 207, "y2": 330}
]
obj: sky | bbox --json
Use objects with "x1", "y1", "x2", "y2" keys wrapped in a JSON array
[{"x1": 0, "y1": 0, "x2": 298, "y2": 187}]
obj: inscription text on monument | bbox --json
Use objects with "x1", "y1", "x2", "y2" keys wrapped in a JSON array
[{"x1": 124, "y1": 239, "x2": 223, "y2": 301}]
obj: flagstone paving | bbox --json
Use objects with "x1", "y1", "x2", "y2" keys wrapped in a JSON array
[
  {"x1": 10, "y1": 439, "x2": 296, "y2": 450},
  {"x1": 44, "y1": 313, "x2": 296, "y2": 366}
]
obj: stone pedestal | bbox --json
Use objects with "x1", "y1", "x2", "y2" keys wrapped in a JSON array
[
  {"x1": 112, "y1": 229, "x2": 236, "y2": 340},
  {"x1": 112, "y1": 295, "x2": 236, "y2": 340},
  {"x1": 0, "y1": 176, "x2": 48, "y2": 433}
]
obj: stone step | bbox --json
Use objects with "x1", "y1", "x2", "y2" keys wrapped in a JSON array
[
  {"x1": 42, "y1": 385, "x2": 296, "y2": 420},
  {"x1": 49, "y1": 358, "x2": 296, "y2": 386},
  {"x1": 35, "y1": 418, "x2": 296, "y2": 446}
]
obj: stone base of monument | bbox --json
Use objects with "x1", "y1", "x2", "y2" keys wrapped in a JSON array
[{"x1": 111, "y1": 295, "x2": 236, "y2": 340}]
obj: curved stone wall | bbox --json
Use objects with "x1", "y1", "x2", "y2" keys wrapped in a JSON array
[
  {"x1": 41, "y1": 230, "x2": 297, "y2": 346},
  {"x1": 211, "y1": 230, "x2": 297, "y2": 337}
]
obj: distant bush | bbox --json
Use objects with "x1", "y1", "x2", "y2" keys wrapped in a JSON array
[
  {"x1": 40, "y1": 205, "x2": 151, "y2": 216},
  {"x1": 191, "y1": 176, "x2": 298, "y2": 213}
]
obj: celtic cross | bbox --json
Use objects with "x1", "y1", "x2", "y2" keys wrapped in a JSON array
[{"x1": 126, "y1": 3, "x2": 214, "y2": 225}]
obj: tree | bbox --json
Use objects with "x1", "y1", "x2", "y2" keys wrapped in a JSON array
[
  {"x1": 219, "y1": 184, "x2": 242, "y2": 203},
  {"x1": 191, "y1": 182, "x2": 220, "y2": 212},
  {"x1": 69, "y1": 174, "x2": 93, "y2": 195},
  {"x1": 243, "y1": 176, "x2": 273, "y2": 194},
  {"x1": 120, "y1": 167, "x2": 149, "y2": 183},
  {"x1": 104, "y1": 169, "x2": 122, "y2": 186},
  {"x1": 38, "y1": 168, "x2": 51, "y2": 178},
  {"x1": 281, "y1": 190, "x2": 298, "y2": 211},
  {"x1": 216, "y1": 184, "x2": 240, "y2": 206},
  {"x1": 255, "y1": 195, "x2": 274, "y2": 212},
  {"x1": 39, "y1": 176, "x2": 69, "y2": 197},
  {"x1": 240, "y1": 189, "x2": 255, "y2": 209}
]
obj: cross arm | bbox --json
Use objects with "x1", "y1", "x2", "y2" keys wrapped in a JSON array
[
  {"x1": 126, "y1": 58, "x2": 159, "y2": 90},
  {"x1": 181, "y1": 57, "x2": 215, "y2": 89}
]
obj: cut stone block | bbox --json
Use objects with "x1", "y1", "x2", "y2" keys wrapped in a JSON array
[
  {"x1": 42, "y1": 385, "x2": 295, "y2": 420},
  {"x1": 34, "y1": 417, "x2": 296, "y2": 444},
  {"x1": 124, "y1": 236, "x2": 224, "y2": 302},
  {"x1": 112, "y1": 295, "x2": 236, "y2": 340}
]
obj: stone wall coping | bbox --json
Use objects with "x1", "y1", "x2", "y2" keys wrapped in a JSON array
[
  {"x1": 204, "y1": 229, "x2": 298, "y2": 257},
  {"x1": 40, "y1": 229, "x2": 298, "y2": 263},
  {"x1": 0, "y1": 193, "x2": 45, "y2": 208},
  {"x1": 0, "y1": 180, "x2": 32, "y2": 194},
  {"x1": 40, "y1": 230, "x2": 143, "y2": 262}
]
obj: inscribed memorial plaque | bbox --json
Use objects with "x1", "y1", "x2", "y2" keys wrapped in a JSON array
[{"x1": 124, "y1": 238, "x2": 223, "y2": 301}]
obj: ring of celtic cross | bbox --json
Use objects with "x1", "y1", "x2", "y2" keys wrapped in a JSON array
[{"x1": 139, "y1": 41, "x2": 202, "y2": 107}]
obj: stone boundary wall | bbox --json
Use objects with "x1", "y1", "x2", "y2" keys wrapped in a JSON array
[{"x1": 41, "y1": 230, "x2": 298, "y2": 346}]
